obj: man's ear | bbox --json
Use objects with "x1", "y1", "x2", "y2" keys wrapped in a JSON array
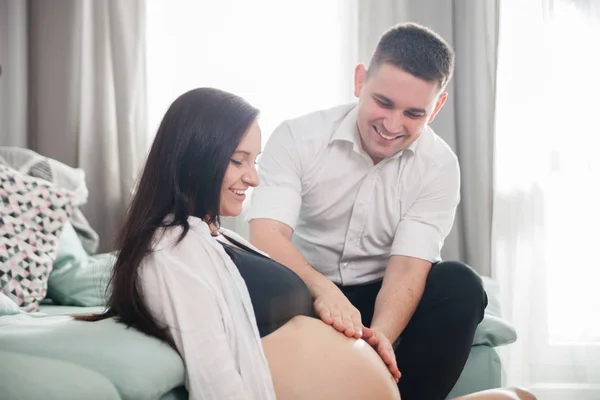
[
  {"x1": 354, "y1": 64, "x2": 367, "y2": 98},
  {"x1": 428, "y1": 92, "x2": 448, "y2": 124}
]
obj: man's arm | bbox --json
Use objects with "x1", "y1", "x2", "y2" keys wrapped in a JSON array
[
  {"x1": 357, "y1": 256, "x2": 429, "y2": 383},
  {"x1": 248, "y1": 121, "x2": 369, "y2": 339},
  {"x1": 251, "y1": 218, "x2": 401, "y2": 381},
  {"x1": 363, "y1": 154, "x2": 461, "y2": 370},
  {"x1": 249, "y1": 218, "x2": 365, "y2": 338},
  {"x1": 370, "y1": 255, "x2": 431, "y2": 342}
]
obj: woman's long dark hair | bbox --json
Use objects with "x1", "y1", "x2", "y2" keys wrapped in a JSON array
[{"x1": 75, "y1": 88, "x2": 259, "y2": 348}]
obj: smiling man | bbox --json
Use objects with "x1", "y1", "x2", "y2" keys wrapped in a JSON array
[{"x1": 247, "y1": 22, "x2": 487, "y2": 400}]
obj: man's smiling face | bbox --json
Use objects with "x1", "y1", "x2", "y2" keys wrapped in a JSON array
[{"x1": 354, "y1": 62, "x2": 447, "y2": 164}]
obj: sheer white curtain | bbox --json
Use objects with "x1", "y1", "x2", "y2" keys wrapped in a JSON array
[
  {"x1": 493, "y1": 1, "x2": 600, "y2": 399},
  {"x1": 145, "y1": 0, "x2": 358, "y2": 236}
]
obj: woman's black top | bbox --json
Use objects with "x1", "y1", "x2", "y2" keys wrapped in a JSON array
[{"x1": 219, "y1": 236, "x2": 315, "y2": 337}]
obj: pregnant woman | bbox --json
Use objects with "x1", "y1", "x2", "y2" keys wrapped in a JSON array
[{"x1": 78, "y1": 88, "x2": 535, "y2": 400}]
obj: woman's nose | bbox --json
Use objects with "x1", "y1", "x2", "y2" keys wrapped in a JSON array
[{"x1": 243, "y1": 165, "x2": 260, "y2": 187}]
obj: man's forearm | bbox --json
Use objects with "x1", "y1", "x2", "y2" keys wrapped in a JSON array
[
  {"x1": 370, "y1": 255, "x2": 431, "y2": 342},
  {"x1": 249, "y1": 220, "x2": 334, "y2": 298}
]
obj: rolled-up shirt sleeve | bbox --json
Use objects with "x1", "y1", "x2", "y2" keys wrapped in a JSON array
[
  {"x1": 246, "y1": 123, "x2": 303, "y2": 230},
  {"x1": 391, "y1": 156, "x2": 461, "y2": 263}
]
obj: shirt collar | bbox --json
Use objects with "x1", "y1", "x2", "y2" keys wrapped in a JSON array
[
  {"x1": 329, "y1": 105, "x2": 360, "y2": 147},
  {"x1": 329, "y1": 104, "x2": 424, "y2": 161}
]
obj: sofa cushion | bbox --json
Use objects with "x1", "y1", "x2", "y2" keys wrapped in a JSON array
[
  {"x1": 48, "y1": 221, "x2": 115, "y2": 307},
  {"x1": 0, "y1": 165, "x2": 74, "y2": 311},
  {"x1": 473, "y1": 314, "x2": 517, "y2": 347},
  {"x1": 472, "y1": 276, "x2": 517, "y2": 347},
  {"x1": 0, "y1": 349, "x2": 121, "y2": 400},
  {"x1": 0, "y1": 313, "x2": 185, "y2": 400}
]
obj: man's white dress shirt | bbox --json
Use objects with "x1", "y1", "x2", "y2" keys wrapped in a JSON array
[{"x1": 247, "y1": 104, "x2": 460, "y2": 285}]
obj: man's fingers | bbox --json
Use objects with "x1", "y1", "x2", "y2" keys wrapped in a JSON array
[
  {"x1": 389, "y1": 360, "x2": 401, "y2": 381},
  {"x1": 382, "y1": 347, "x2": 401, "y2": 381},
  {"x1": 391, "y1": 365, "x2": 401, "y2": 381},
  {"x1": 363, "y1": 328, "x2": 400, "y2": 382},
  {"x1": 330, "y1": 309, "x2": 346, "y2": 332},
  {"x1": 342, "y1": 315, "x2": 355, "y2": 337},
  {"x1": 379, "y1": 347, "x2": 394, "y2": 366},
  {"x1": 351, "y1": 313, "x2": 363, "y2": 338},
  {"x1": 363, "y1": 328, "x2": 379, "y2": 346},
  {"x1": 361, "y1": 327, "x2": 375, "y2": 340},
  {"x1": 318, "y1": 307, "x2": 333, "y2": 325}
]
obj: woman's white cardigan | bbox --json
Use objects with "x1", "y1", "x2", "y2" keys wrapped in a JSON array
[{"x1": 139, "y1": 216, "x2": 276, "y2": 400}]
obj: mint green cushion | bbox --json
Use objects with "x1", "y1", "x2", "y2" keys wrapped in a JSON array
[
  {"x1": 472, "y1": 314, "x2": 517, "y2": 347},
  {"x1": 0, "y1": 292, "x2": 20, "y2": 316},
  {"x1": 0, "y1": 349, "x2": 121, "y2": 400},
  {"x1": 0, "y1": 314, "x2": 185, "y2": 400},
  {"x1": 472, "y1": 277, "x2": 517, "y2": 347},
  {"x1": 47, "y1": 222, "x2": 115, "y2": 306}
]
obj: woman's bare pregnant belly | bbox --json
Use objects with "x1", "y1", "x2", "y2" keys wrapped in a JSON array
[{"x1": 261, "y1": 316, "x2": 401, "y2": 400}]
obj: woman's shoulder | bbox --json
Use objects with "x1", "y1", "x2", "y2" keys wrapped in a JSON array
[
  {"x1": 151, "y1": 216, "x2": 214, "y2": 251},
  {"x1": 142, "y1": 216, "x2": 225, "y2": 280}
]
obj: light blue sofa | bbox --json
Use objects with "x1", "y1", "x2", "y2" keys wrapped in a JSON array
[
  {"x1": 0, "y1": 222, "x2": 516, "y2": 399},
  {"x1": 0, "y1": 279, "x2": 515, "y2": 400}
]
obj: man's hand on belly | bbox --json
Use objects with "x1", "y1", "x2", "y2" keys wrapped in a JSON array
[
  {"x1": 363, "y1": 327, "x2": 402, "y2": 383},
  {"x1": 313, "y1": 283, "x2": 364, "y2": 339}
]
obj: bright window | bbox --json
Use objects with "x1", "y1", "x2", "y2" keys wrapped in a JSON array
[
  {"x1": 146, "y1": 0, "x2": 356, "y2": 147},
  {"x1": 495, "y1": 1, "x2": 600, "y2": 398}
]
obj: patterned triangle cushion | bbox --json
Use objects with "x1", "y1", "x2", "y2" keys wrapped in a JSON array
[{"x1": 0, "y1": 165, "x2": 74, "y2": 312}]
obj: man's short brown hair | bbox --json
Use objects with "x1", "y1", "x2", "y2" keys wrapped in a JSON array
[{"x1": 368, "y1": 22, "x2": 455, "y2": 89}]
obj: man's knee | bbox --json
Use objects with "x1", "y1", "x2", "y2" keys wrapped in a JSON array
[{"x1": 430, "y1": 261, "x2": 487, "y2": 311}]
